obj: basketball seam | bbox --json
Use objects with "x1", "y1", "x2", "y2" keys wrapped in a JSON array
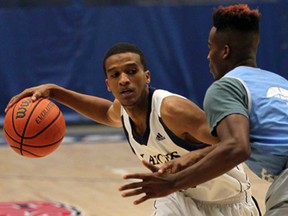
[
  {"x1": 23, "y1": 110, "x2": 63, "y2": 139},
  {"x1": 9, "y1": 146, "x2": 44, "y2": 157},
  {"x1": 19, "y1": 98, "x2": 44, "y2": 155},
  {"x1": 5, "y1": 134, "x2": 64, "y2": 158},
  {"x1": 4, "y1": 131, "x2": 64, "y2": 147}
]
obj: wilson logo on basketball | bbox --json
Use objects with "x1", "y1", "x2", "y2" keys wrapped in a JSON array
[
  {"x1": 16, "y1": 97, "x2": 32, "y2": 119},
  {"x1": 35, "y1": 102, "x2": 55, "y2": 124}
]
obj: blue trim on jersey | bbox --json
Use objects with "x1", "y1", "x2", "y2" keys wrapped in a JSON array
[
  {"x1": 159, "y1": 117, "x2": 210, "y2": 151},
  {"x1": 129, "y1": 88, "x2": 155, "y2": 145},
  {"x1": 121, "y1": 115, "x2": 135, "y2": 154},
  {"x1": 121, "y1": 87, "x2": 156, "y2": 152}
]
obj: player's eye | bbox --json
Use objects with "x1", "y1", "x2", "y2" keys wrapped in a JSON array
[
  {"x1": 126, "y1": 69, "x2": 137, "y2": 75},
  {"x1": 110, "y1": 72, "x2": 120, "y2": 78}
]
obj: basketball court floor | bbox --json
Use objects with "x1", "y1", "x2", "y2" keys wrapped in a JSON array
[{"x1": 0, "y1": 124, "x2": 271, "y2": 215}]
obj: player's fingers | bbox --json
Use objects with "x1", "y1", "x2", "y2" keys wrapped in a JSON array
[
  {"x1": 5, "y1": 95, "x2": 23, "y2": 112},
  {"x1": 30, "y1": 92, "x2": 43, "y2": 101},
  {"x1": 122, "y1": 173, "x2": 147, "y2": 180},
  {"x1": 5, "y1": 89, "x2": 39, "y2": 112},
  {"x1": 142, "y1": 160, "x2": 159, "y2": 173},
  {"x1": 120, "y1": 188, "x2": 144, "y2": 197},
  {"x1": 158, "y1": 162, "x2": 172, "y2": 174},
  {"x1": 133, "y1": 195, "x2": 150, "y2": 205},
  {"x1": 119, "y1": 181, "x2": 144, "y2": 191}
]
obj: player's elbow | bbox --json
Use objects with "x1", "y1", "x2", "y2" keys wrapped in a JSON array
[{"x1": 231, "y1": 139, "x2": 251, "y2": 163}]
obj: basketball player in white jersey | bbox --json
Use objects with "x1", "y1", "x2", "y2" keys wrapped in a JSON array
[{"x1": 6, "y1": 42, "x2": 259, "y2": 215}]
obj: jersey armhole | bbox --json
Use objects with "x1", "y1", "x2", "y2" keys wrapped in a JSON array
[{"x1": 224, "y1": 76, "x2": 252, "y2": 112}]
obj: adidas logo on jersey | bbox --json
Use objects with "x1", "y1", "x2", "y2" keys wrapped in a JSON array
[{"x1": 156, "y1": 133, "x2": 165, "y2": 141}]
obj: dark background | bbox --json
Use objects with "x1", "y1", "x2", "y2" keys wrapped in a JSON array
[{"x1": 0, "y1": 0, "x2": 287, "y2": 125}]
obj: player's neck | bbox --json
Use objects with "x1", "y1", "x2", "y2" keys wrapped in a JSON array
[{"x1": 235, "y1": 58, "x2": 257, "y2": 68}]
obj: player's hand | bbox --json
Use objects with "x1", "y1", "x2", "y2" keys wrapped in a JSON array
[
  {"x1": 118, "y1": 160, "x2": 177, "y2": 205},
  {"x1": 158, "y1": 146, "x2": 218, "y2": 174},
  {"x1": 5, "y1": 84, "x2": 54, "y2": 112},
  {"x1": 158, "y1": 152, "x2": 198, "y2": 174}
]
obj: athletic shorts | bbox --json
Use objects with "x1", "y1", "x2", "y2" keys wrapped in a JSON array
[{"x1": 152, "y1": 190, "x2": 259, "y2": 216}]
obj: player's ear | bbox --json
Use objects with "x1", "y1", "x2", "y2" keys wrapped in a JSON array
[
  {"x1": 105, "y1": 79, "x2": 111, "y2": 92},
  {"x1": 145, "y1": 70, "x2": 151, "y2": 84},
  {"x1": 223, "y1": 44, "x2": 230, "y2": 59}
]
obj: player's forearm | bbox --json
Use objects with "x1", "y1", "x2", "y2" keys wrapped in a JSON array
[
  {"x1": 182, "y1": 145, "x2": 218, "y2": 167},
  {"x1": 172, "y1": 142, "x2": 249, "y2": 190},
  {"x1": 196, "y1": 144, "x2": 218, "y2": 160},
  {"x1": 49, "y1": 84, "x2": 117, "y2": 126}
]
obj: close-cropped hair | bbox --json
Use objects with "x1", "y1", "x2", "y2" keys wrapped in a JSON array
[
  {"x1": 213, "y1": 4, "x2": 261, "y2": 33},
  {"x1": 102, "y1": 42, "x2": 148, "y2": 75}
]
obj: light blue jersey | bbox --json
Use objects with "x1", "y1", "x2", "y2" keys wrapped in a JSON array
[
  {"x1": 224, "y1": 66, "x2": 288, "y2": 180},
  {"x1": 204, "y1": 66, "x2": 288, "y2": 180},
  {"x1": 225, "y1": 66, "x2": 288, "y2": 156}
]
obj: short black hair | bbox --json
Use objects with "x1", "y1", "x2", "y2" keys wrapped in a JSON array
[
  {"x1": 102, "y1": 42, "x2": 148, "y2": 76},
  {"x1": 213, "y1": 4, "x2": 261, "y2": 33}
]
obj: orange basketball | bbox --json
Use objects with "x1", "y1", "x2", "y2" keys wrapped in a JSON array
[{"x1": 3, "y1": 97, "x2": 66, "y2": 158}]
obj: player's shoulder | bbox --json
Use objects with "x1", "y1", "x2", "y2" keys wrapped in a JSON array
[
  {"x1": 152, "y1": 89, "x2": 188, "y2": 116},
  {"x1": 153, "y1": 88, "x2": 186, "y2": 100},
  {"x1": 205, "y1": 77, "x2": 248, "y2": 110},
  {"x1": 207, "y1": 76, "x2": 245, "y2": 94},
  {"x1": 153, "y1": 89, "x2": 187, "y2": 108}
]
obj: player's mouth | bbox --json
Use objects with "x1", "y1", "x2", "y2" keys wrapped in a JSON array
[{"x1": 120, "y1": 89, "x2": 133, "y2": 97}]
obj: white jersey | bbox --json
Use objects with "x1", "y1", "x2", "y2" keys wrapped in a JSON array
[{"x1": 121, "y1": 88, "x2": 251, "y2": 202}]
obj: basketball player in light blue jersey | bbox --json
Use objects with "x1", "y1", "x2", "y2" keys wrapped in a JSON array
[
  {"x1": 204, "y1": 5, "x2": 288, "y2": 215},
  {"x1": 118, "y1": 4, "x2": 288, "y2": 216},
  {"x1": 5, "y1": 42, "x2": 259, "y2": 215}
]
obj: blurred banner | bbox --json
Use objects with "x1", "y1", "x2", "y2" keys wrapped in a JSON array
[{"x1": 0, "y1": 0, "x2": 287, "y2": 125}]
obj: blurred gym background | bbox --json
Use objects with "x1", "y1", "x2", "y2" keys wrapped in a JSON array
[
  {"x1": 0, "y1": 1, "x2": 283, "y2": 214},
  {"x1": 0, "y1": 0, "x2": 287, "y2": 126}
]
